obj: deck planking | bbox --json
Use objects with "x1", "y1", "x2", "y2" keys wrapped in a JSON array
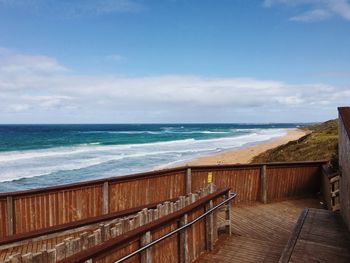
[
  {"x1": 285, "y1": 208, "x2": 350, "y2": 263},
  {"x1": 196, "y1": 198, "x2": 323, "y2": 263}
]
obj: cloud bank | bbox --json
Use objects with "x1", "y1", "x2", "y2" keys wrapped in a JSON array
[{"x1": 0, "y1": 48, "x2": 348, "y2": 123}]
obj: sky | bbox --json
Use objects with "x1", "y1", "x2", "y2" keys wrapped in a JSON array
[{"x1": 0, "y1": 0, "x2": 350, "y2": 123}]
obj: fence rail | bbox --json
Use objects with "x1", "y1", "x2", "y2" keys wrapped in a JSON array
[
  {"x1": 0, "y1": 161, "x2": 326, "y2": 238},
  {"x1": 321, "y1": 164, "x2": 340, "y2": 211}
]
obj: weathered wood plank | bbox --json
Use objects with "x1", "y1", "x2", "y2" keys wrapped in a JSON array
[
  {"x1": 102, "y1": 182, "x2": 109, "y2": 215},
  {"x1": 260, "y1": 165, "x2": 267, "y2": 204},
  {"x1": 186, "y1": 168, "x2": 192, "y2": 195},
  {"x1": 278, "y1": 209, "x2": 308, "y2": 263},
  {"x1": 6, "y1": 196, "x2": 15, "y2": 236},
  {"x1": 178, "y1": 214, "x2": 189, "y2": 263},
  {"x1": 140, "y1": 231, "x2": 152, "y2": 263},
  {"x1": 195, "y1": 198, "x2": 322, "y2": 263},
  {"x1": 205, "y1": 201, "x2": 214, "y2": 251},
  {"x1": 286, "y1": 208, "x2": 350, "y2": 263}
]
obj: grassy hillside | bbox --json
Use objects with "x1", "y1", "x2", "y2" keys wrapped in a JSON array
[{"x1": 251, "y1": 120, "x2": 338, "y2": 169}]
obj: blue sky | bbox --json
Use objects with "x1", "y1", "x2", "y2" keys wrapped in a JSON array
[{"x1": 0, "y1": 0, "x2": 350, "y2": 123}]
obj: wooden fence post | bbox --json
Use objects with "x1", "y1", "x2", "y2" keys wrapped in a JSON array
[
  {"x1": 102, "y1": 182, "x2": 109, "y2": 215},
  {"x1": 186, "y1": 168, "x2": 192, "y2": 194},
  {"x1": 6, "y1": 196, "x2": 14, "y2": 236},
  {"x1": 225, "y1": 192, "x2": 232, "y2": 235},
  {"x1": 22, "y1": 253, "x2": 33, "y2": 263},
  {"x1": 32, "y1": 252, "x2": 42, "y2": 263},
  {"x1": 178, "y1": 214, "x2": 189, "y2": 263},
  {"x1": 6, "y1": 196, "x2": 15, "y2": 236},
  {"x1": 55, "y1": 242, "x2": 66, "y2": 261},
  {"x1": 8, "y1": 253, "x2": 21, "y2": 262},
  {"x1": 41, "y1": 250, "x2": 48, "y2": 262},
  {"x1": 205, "y1": 200, "x2": 214, "y2": 251},
  {"x1": 64, "y1": 237, "x2": 74, "y2": 257},
  {"x1": 260, "y1": 165, "x2": 267, "y2": 204},
  {"x1": 140, "y1": 231, "x2": 152, "y2": 263},
  {"x1": 47, "y1": 249, "x2": 56, "y2": 263}
]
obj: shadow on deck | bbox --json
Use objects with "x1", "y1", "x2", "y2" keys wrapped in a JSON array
[{"x1": 196, "y1": 198, "x2": 323, "y2": 263}]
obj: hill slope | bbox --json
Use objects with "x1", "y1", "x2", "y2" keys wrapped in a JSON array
[{"x1": 251, "y1": 120, "x2": 338, "y2": 168}]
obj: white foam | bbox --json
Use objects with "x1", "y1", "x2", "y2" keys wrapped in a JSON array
[
  {"x1": 0, "y1": 128, "x2": 287, "y2": 183},
  {"x1": 80, "y1": 130, "x2": 230, "y2": 135},
  {"x1": 0, "y1": 138, "x2": 197, "y2": 163}
]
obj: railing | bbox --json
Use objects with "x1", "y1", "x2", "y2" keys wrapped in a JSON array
[
  {"x1": 330, "y1": 175, "x2": 340, "y2": 210},
  {"x1": 1, "y1": 185, "x2": 220, "y2": 262},
  {"x1": 321, "y1": 164, "x2": 340, "y2": 211},
  {"x1": 114, "y1": 192, "x2": 236, "y2": 263},
  {"x1": 58, "y1": 188, "x2": 234, "y2": 263},
  {"x1": 0, "y1": 161, "x2": 326, "y2": 238}
]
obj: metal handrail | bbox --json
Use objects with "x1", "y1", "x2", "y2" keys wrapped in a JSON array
[{"x1": 114, "y1": 192, "x2": 237, "y2": 263}]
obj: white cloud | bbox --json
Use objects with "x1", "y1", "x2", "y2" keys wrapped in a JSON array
[
  {"x1": 264, "y1": 0, "x2": 317, "y2": 8},
  {"x1": 0, "y1": 54, "x2": 67, "y2": 74},
  {"x1": 1, "y1": 93, "x2": 75, "y2": 113},
  {"x1": 328, "y1": 0, "x2": 350, "y2": 19},
  {"x1": 0, "y1": 49, "x2": 349, "y2": 122},
  {"x1": 26, "y1": 95, "x2": 74, "y2": 110},
  {"x1": 7, "y1": 104, "x2": 31, "y2": 113},
  {"x1": 264, "y1": 0, "x2": 350, "y2": 22},
  {"x1": 290, "y1": 9, "x2": 331, "y2": 22},
  {"x1": 0, "y1": 48, "x2": 67, "y2": 91}
]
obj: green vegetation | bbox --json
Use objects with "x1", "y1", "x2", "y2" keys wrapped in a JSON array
[{"x1": 251, "y1": 120, "x2": 338, "y2": 170}]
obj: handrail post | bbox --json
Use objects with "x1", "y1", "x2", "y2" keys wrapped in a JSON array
[
  {"x1": 185, "y1": 168, "x2": 192, "y2": 195},
  {"x1": 224, "y1": 192, "x2": 232, "y2": 235},
  {"x1": 140, "y1": 231, "x2": 152, "y2": 263},
  {"x1": 205, "y1": 200, "x2": 214, "y2": 251},
  {"x1": 102, "y1": 182, "x2": 109, "y2": 215},
  {"x1": 178, "y1": 214, "x2": 189, "y2": 263},
  {"x1": 260, "y1": 165, "x2": 267, "y2": 204},
  {"x1": 6, "y1": 196, "x2": 14, "y2": 236}
]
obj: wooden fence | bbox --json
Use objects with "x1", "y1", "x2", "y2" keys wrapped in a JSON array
[
  {"x1": 0, "y1": 161, "x2": 326, "y2": 238},
  {"x1": 1, "y1": 185, "x2": 220, "y2": 263},
  {"x1": 58, "y1": 187, "x2": 232, "y2": 263},
  {"x1": 0, "y1": 197, "x2": 179, "y2": 248}
]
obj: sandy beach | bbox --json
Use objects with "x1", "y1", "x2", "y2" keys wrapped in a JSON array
[{"x1": 183, "y1": 128, "x2": 308, "y2": 166}]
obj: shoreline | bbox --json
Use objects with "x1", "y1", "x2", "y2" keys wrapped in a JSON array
[{"x1": 170, "y1": 128, "x2": 308, "y2": 167}]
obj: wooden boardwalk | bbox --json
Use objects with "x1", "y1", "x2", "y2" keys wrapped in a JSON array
[
  {"x1": 280, "y1": 208, "x2": 350, "y2": 263},
  {"x1": 4, "y1": 197, "x2": 348, "y2": 263},
  {"x1": 196, "y1": 198, "x2": 322, "y2": 263}
]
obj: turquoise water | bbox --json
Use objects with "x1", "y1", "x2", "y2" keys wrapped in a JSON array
[{"x1": 0, "y1": 124, "x2": 302, "y2": 192}]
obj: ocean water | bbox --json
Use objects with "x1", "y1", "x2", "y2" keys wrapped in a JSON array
[{"x1": 0, "y1": 124, "x2": 302, "y2": 192}]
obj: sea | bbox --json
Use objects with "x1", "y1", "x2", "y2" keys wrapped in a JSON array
[{"x1": 0, "y1": 124, "x2": 303, "y2": 193}]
